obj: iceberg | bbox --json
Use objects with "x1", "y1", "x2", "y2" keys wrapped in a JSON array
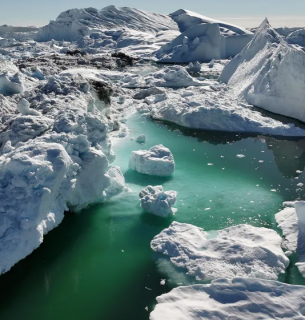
[
  {"x1": 149, "y1": 87, "x2": 305, "y2": 136},
  {"x1": 156, "y1": 10, "x2": 253, "y2": 63},
  {"x1": 139, "y1": 185, "x2": 177, "y2": 217},
  {"x1": 129, "y1": 144, "x2": 175, "y2": 176},
  {"x1": 220, "y1": 19, "x2": 305, "y2": 123},
  {"x1": 151, "y1": 221, "x2": 289, "y2": 281},
  {"x1": 150, "y1": 278, "x2": 305, "y2": 320},
  {"x1": 0, "y1": 70, "x2": 125, "y2": 274}
]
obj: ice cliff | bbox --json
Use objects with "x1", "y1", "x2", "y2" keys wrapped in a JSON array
[{"x1": 0, "y1": 65, "x2": 125, "y2": 274}]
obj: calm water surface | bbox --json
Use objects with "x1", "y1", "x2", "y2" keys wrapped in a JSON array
[{"x1": 0, "y1": 113, "x2": 305, "y2": 320}]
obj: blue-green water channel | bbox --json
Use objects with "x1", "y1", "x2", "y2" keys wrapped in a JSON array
[{"x1": 0, "y1": 113, "x2": 305, "y2": 320}]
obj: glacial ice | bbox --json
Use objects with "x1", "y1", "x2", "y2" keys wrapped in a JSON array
[
  {"x1": 220, "y1": 19, "x2": 305, "y2": 123},
  {"x1": 151, "y1": 221, "x2": 289, "y2": 281},
  {"x1": 139, "y1": 185, "x2": 177, "y2": 217},
  {"x1": 129, "y1": 145, "x2": 175, "y2": 176},
  {"x1": 0, "y1": 62, "x2": 126, "y2": 273},
  {"x1": 150, "y1": 278, "x2": 305, "y2": 320},
  {"x1": 275, "y1": 201, "x2": 305, "y2": 276},
  {"x1": 149, "y1": 87, "x2": 305, "y2": 136},
  {"x1": 156, "y1": 10, "x2": 253, "y2": 63}
]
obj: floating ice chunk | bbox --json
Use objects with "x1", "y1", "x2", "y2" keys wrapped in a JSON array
[
  {"x1": 151, "y1": 222, "x2": 289, "y2": 281},
  {"x1": 139, "y1": 185, "x2": 177, "y2": 217},
  {"x1": 105, "y1": 166, "x2": 125, "y2": 196},
  {"x1": 136, "y1": 134, "x2": 146, "y2": 143},
  {"x1": 129, "y1": 144, "x2": 175, "y2": 176},
  {"x1": 150, "y1": 278, "x2": 305, "y2": 320},
  {"x1": 17, "y1": 98, "x2": 40, "y2": 116},
  {"x1": 236, "y1": 154, "x2": 245, "y2": 158},
  {"x1": 160, "y1": 279, "x2": 166, "y2": 285}
]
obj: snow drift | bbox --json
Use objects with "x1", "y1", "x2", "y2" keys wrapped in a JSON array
[{"x1": 220, "y1": 19, "x2": 305, "y2": 123}]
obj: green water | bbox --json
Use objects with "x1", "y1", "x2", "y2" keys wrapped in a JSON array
[{"x1": 0, "y1": 114, "x2": 305, "y2": 320}]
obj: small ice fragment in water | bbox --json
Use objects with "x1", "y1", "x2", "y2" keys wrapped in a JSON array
[
  {"x1": 259, "y1": 160, "x2": 264, "y2": 163},
  {"x1": 270, "y1": 189, "x2": 277, "y2": 192},
  {"x1": 297, "y1": 183, "x2": 304, "y2": 188},
  {"x1": 236, "y1": 154, "x2": 245, "y2": 158},
  {"x1": 136, "y1": 134, "x2": 146, "y2": 143},
  {"x1": 205, "y1": 208, "x2": 211, "y2": 211},
  {"x1": 145, "y1": 287, "x2": 152, "y2": 291},
  {"x1": 296, "y1": 170, "x2": 303, "y2": 174},
  {"x1": 207, "y1": 163, "x2": 213, "y2": 166},
  {"x1": 145, "y1": 307, "x2": 148, "y2": 311},
  {"x1": 160, "y1": 279, "x2": 166, "y2": 285}
]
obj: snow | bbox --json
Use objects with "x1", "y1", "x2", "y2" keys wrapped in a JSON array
[
  {"x1": 151, "y1": 221, "x2": 289, "y2": 281},
  {"x1": 150, "y1": 278, "x2": 305, "y2": 320},
  {"x1": 129, "y1": 144, "x2": 175, "y2": 176},
  {"x1": 17, "y1": 98, "x2": 40, "y2": 116},
  {"x1": 220, "y1": 19, "x2": 305, "y2": 123},
  {"x1": 139, "y1": 185, "x2": 177, "y2": 217}
]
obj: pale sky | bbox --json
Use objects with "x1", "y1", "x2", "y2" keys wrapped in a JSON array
[{"x1": 0, "y1": 0, "x2": 305, "y2": 28}]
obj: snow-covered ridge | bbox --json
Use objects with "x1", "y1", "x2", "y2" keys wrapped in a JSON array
[
  {"x1": 36, "y1": 6, "x2": 178, "y2": 42},
  {"x1": 170, "y1": 9, "x2": 252, "y2": 35},
  {"x1": 156, "y1": 10, "x2": 253, "y2": 62}
]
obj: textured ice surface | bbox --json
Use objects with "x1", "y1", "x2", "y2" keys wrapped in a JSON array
[
  {"x1": 139, "y1": 185, "x2": 177, "y2": 217},
  {"x1": 123, "y1": 66, "x2": 206, "y2": 88},
  {"x1": 151, "y1": 221, "x2": 289, "y2": 281},
  {"x1": 276, "y1": 201, "x2": 305, "y2": 277},
  {"x1": 156, "y1": 10, "x2": 253, "y2": 63},
  {"x1": 0, "y1": 67, "x2": 126, "y2": 274},
  {"x1": 129, "y1": 144, "x2": 175, "y2": 176},
  {"x1": 150, "y1": 278, "x2": 305, "y2": 320},
  {"x1": 149, "y1": 87, "x2": 305, "y2": 136},
  {"x1": 220, "y1": 19, "x2": 305, "y2": 123}
]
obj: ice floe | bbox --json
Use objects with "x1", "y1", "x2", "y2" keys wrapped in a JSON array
[
  {"x1": 129, "y1": 144, "x2": 175, "y2": 176},
  {"x1": 150, "y1": 278, "x2": 305, "y2": 320},
  {"x1": 151, "y1": 221, "x2": 289, "y2": 281},
  {"x1": 139, "y1": 185, "x2": 177, "y2": 217}
]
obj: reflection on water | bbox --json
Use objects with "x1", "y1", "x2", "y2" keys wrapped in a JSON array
[{"x1": 266, "y1": 138, "x2": 305, "y2": 178}]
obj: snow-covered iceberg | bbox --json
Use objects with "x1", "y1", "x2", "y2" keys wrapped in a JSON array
[
  {"x1": 156, "y1": 10, "x2": 253, "y2": 62},
  {"x1": 129, "y1": 144, "x2": 175, "y2": 176},
  {"x1": 149, "y1": 86, "x2": 305, "y2": 136},
  {"x1": 0, "y1": 69, "x2": 125, "y2": 274},
  {"x1": 220, "y1": 19, "x2": 305, "y2": 123},
  {"x1": 151, "y1": 221, "x2": 289, "y2": 281},
  {"x1": 139, "y1": 185, "x2": 177, "y2": 217},
  {"x1": 150, "y1": 278, "x2": 305, "y2": 320}
]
